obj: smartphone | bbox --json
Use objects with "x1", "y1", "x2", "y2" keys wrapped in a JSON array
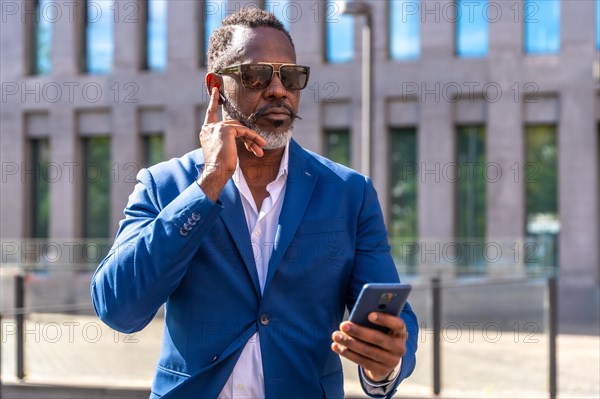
[{"x1": 348, "y1": 283, "x2": 412, "y2": 334}]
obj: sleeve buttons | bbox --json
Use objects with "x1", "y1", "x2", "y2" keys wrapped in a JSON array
[{"x1": 180, "y1": 212, "x2": 201, "y2": 237}]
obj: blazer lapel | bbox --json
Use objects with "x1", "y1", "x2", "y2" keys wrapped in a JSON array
[
  {"x1": 264, "y1": 140, "x2": 319, "y2": 292},
  {"x1": 218, "y1": 179, "x2": 262, "y2": 299}
]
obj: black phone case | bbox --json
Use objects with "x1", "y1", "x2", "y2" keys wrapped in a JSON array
[{"x1": 348, "y1": 283, "x2": 412, "y2": 333}]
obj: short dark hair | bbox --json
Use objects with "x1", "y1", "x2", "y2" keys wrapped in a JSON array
[{"x1": 206, "y1": 8, "x2": 295, "y2": 73}]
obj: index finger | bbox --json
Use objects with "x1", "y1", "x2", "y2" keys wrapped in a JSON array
[
  {"x1": 339, "y1": 320, "x2": 393, "y2": 351},
  {"x1": 367, "y1": 313, "x2": 406, "y2": 333},
  {"x1": 204, "y1": 86, "x2": 220, "y2": 125}
]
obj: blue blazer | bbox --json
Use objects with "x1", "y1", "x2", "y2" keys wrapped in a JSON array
[{"x1": 91, "y1": 140, "x2": 418, "y2": 399}]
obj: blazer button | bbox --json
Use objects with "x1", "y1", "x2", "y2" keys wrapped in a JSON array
[
  {"x1": 183, "y1": 222, "x2": 193, "y2": 231},
  {"x1": 210, "y1": 355, "x2": 218, "y2": 363},
  {"x1": 259, "y1": 314, "x2": 270, "y2": 326},
  {"x1": 187, "y1": 217, "x2": 197, "y2": 226},
  {"x1": 191, "y1": 212, "x2": 201, "y2": 222},
  {"x1": 179, "y1": 227, "x2": 189, "y2": 237}
]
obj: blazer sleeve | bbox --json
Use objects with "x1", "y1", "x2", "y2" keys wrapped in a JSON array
[
  {"x1": 349, "y1": 176, "x2": 419, "y2": 398},
  {"x1": 91, "y1": 168, "x2": 223, "y2": 333}
]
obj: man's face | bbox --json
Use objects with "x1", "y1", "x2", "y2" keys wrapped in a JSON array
[{"x1": 220, "y1": 27, "x2": 301, "y2": 145}]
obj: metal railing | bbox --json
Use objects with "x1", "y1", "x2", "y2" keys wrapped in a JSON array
[
  {"x1": 427, "y1": 276, "x2": 558, "y2": 398},
  {"x1": 0, "y1": 273, "x2": 95, "y2": 390},
  {"x1": 0, "y1": 272, "x2": 559, "y2": 398}
]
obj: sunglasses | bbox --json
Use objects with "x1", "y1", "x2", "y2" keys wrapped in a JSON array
[{"x1": 217, "y1": 63, "x2": 311, "y2": 90}]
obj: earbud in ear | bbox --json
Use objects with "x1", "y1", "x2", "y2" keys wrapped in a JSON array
[{"x1": 215, "y1": 84, "x2": 226, "y2": 105}]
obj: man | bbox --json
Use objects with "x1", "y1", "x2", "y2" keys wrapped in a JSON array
[{"x1": 92, "y1": 9, "x2": 417, "y2": 399}]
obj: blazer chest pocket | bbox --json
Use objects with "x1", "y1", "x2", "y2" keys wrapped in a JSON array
[{"x1": 295, "y1": 218, "x2": 346, "y2": 236}]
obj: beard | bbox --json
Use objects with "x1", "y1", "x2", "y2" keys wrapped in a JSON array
[
  {"x1": 252, "y1": 127, "x2": 293, "y2": 150},
  {"x1": 223, "y1": 99, "x2": 301, "y2": 150}
]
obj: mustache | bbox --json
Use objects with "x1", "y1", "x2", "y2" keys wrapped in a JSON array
[
  {"x1": 249, "y1": 103, "x2": 302, "y2": 123},
  {"x1": 223, "y1": 100, "x2": 302, "y2": 131}
]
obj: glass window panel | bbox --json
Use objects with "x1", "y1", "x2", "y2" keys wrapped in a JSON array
[
  {"x1": 456, "y1": 0, "x2": 488, "y2": 57},
  {"x1": 30, "y1": 138, "x2": 50, "y2": 238},
  {"x1": 143, "y1": 134, "x2": 164, "y2": 167},
  {"x1": 203, "y1": 0, "x2": 226, "y2": 65},
  {"x1": 524, "y1": 0, "x2": 560, "y2": 54},
  {"x1": 390, "y1": 0, "x2": 420, "y2": 60},
  {"x1": 456, "y1": 126, "x2": 486, "y2": 271},
  {"x1": 32, "y1": 0, "x2": 53, "y2": 74},
  {"x1": 326, "y1": 0, "x2": 354, "y2": 63},
  {"x1": 324, "y1": 129, "x2": 351, "y2": 167},
  {"x1": 265, "y1": 0, "x2": 290, "y2": 30},
  {"x1": 146, "y1": 0, "x2": 167, "y2": 71},
  {"x1": 85, "y1": 0, "x2": 114, "y2": 74},
  {"x1": 596, "y1": 0, "x2": 600, "y2": 50},
  {"x1": 82, "y1": 137, "x2": 111, "y2": 238},
  {"x1": 389, "y1": 128, "x2": 418, "y2": 272},
  {"x1": 525, "y1": 125, "x2": 559, "y2": 269}
]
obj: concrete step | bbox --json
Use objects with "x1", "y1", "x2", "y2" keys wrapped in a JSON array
[{"x1": 1, "y1": 382, "x2": 149, "y2": 399}]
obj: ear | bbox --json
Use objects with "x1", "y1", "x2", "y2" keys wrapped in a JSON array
[{"x1": 205, "y1": 73, "x2": 223, "y2": 96}]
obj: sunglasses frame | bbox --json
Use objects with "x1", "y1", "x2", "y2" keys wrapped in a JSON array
[{"x1": 217, "y1": 63, "x2": 311, "y2": 90}]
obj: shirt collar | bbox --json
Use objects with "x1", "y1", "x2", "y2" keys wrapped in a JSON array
[
  {"x1": 276, "y1": 142, "x2": 290, "y2": 180},
  {"x1": 233, "y1": 141, "x2": 290, "y2": 187}
]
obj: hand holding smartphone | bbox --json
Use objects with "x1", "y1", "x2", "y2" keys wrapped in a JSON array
[{"x1": 348, "y1": 283, "x2": 412, "y2": 334}]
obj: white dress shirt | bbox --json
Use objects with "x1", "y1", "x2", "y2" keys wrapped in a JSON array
[
  {"x1": 217, "y1": 144, "x2": 399, "y2": 398},
  {"x1": 218, "y1": 145, "x2": 289, "y2": 399}
]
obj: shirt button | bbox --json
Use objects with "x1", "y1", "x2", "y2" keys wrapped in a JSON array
[
  {"x1": 255, "y1": 229, "x2": 262, "y2": 236},
  {"x1": 236, "y1": 383, "x2": 244, "y2": 390},
  {"x1": 259, "y1": 313, "x2": 270, "y2": 326}
]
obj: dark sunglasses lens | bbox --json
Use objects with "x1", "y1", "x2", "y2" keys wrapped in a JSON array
[
  {"x1": 280, "y1": 66, "x2": 309, "y2": 90},
  {"x1": 241, "y1": 65, "x2": 273, "y2": 89}
]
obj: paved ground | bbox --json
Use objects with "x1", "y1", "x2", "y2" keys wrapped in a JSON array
[{"x1": 1, "y1": 313, "x2": 599, "y2": 398}]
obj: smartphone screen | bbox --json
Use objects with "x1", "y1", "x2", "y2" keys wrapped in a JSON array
[{"x1": 348, "y1": 283, "x2": 412, "y2": 333}]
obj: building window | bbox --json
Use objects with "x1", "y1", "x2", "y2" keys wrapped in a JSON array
[
  {"x1": 389, "y1": 128, "x2": 418, "y2": 272},
  {"x1": 265, "y1": 0, "x2": 290, "y2": 30},
  {"x1": 145, "y1": 0, "x2": 167, "y2": 71},
  {"x1": 596, "y1": 0, "x2": 600, "y2": 50},
  {"x1": 202, "y1": 0, "x2": 226, "y2": 66},
  {"x1": 324, "y1": 129, "x2": 351, "y2": 167},
  {"x1": 143, "y1": 134, "x2": 164, "y2": 167},
  {"x1": 390, "y1": 0, "x2": 420, "y2": 60},
  {"x1": 525, "y1": 125, "x2": 559, "y2": 268},
  {"x1": 82, "y1": 137, "x2": 111, "y2": 238},
  {"x1": 455, "y1": 126, "x2": 486, "y2": 271},
  {"x1": 83, "y1": 0, "x2": 114, "y2": 74},
  {"x1": 456, "y1": 0, "x2": 488, "y2": 57},
  {"x1": 30, "y1": 0, "x2": 52, "y2": 75},
  {"x1": 30, "y1": 138, "x2": 50, "y2": 238},
  {"x1": 325, "y1": 0, "x2": 354, "y2": 63},
  {"x1": 524, "y1": 0, "x2": 560, "y2": 54}
]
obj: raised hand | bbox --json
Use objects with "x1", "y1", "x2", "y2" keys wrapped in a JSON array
[{"x1": 196, "y1": 86, "x2": 267, "y2": 201}]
